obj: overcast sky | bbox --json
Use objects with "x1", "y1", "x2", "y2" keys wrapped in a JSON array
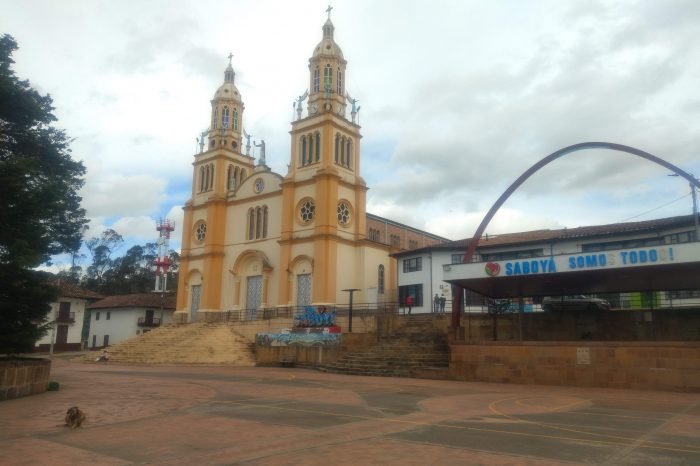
[{"x1": 2, "y1": 0, "x2": 700, "y2": 267}]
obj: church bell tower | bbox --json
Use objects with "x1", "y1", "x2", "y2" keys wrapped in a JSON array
[{"x1": 278, "y1": 8, "x2": 368, "y2": 306}]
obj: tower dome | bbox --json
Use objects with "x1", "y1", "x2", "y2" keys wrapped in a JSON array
[
  {"x1": 207, "y1": 58, "x2": 245, "y2": 152},
  {"x1": 312, "y1": 18, "x2": 344, "y2": 59},
  {"x1": 213, "y1": 63, "x2": 242, "y2": 102}
]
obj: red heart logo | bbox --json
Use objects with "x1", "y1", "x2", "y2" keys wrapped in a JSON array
[{"x1": 485, "y1": 262, "x2": 500, "y2": 276}]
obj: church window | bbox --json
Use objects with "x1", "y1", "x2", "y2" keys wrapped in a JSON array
[
  {"x1": 314, "y1": 132, "x2": 320, "y2": 162},
  {"x1": 247, "y1": 206, "x2": 269, "y2": 240},
  {"x1": 307, "y1": 133, "x2": 314, "y2": 164},
  {"x1": 313, "y1": 67, "x2": 320, "y2": 93},
  {"x1": 227, "y1": 165, "x2": 233, "y2": 190},
  {"x1": 195, "y1": 222, "x2": 207, "y2": 242},
  {"x1": 232, "y1": 141, "x2": 237, "y2": 149},
  {"x1": 369, "y1": 228, "x2": 380, "y2": 242},
  {"x1": 301, "y1": 136, "x2": 307, "y2": 166},
  {"x1": 337, "y1": 201, "x2": 351, "y2": 226},
  {"x1": 378, "y1": 265, "x2": 385, "y2": 294},
  {"x1": 324, "y1": 64, "x2": 332, "y2": 91},
  {"x1": 233, "y1": 109, "x2": 238, "y2": 130},
  {"x1": 248, "y1": 208, "x2": 255, "y2": 240},
  {"x1": 199, "y1": 166, "x2": 205, "y2": 192},
  {"x1": 222, "y1": 106, "x2": 230, "y2": 128},
  {"x1": 334, "y1": 134, "x2": 339, "y2": 163},
  {"x1": 337, "y1": 69, "x2": 342, "y2": 94},
  {"x1": 340, "y1": 136, "x2": 345, "y2": 165},
  {"x1": 409, "y1": 240, "x2": 418, "y2": 249},
  {"x1": 240, "y1": 169, "x2": 247, "y2": 183},
  {"x1": 345, "y1": 139, "x2": 352, "y2": 168},
  {"x1": 213, "y1": 108, "x2": 218, "y2": 128},
  {"x1": 263, "y1": 206, "x2": 268, "y2": 238},
  {"x1": 390, "y1": 234, "x2": 401, "y2": 247},
  {"x1": 299, "y1": 199, "x2": 316, "y2": 224}
]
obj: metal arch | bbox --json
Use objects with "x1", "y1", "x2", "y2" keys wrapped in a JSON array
[
  {"x1": 451, "y1": 141, "x2": 700, "y2": 329},
  {"x1": 462, "y1": 142, "x2": 700, "y2": 264}
]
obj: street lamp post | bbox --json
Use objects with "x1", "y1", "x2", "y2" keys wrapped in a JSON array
[
  {"x1": 342, "y1": 289, "x2": 360, "y2": 333},
  {"x1": 669, "y1": 173, "x2": 700, "y2": 240}
]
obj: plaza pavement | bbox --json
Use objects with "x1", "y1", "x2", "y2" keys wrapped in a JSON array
[{"x1": 1, "y1": 355, "x2": 699, "y2": 465}]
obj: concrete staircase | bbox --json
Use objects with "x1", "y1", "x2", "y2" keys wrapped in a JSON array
[
  {"x1": 86, "y1": 323, "x2": 256, "y2": 365},
  {"x1": 320, "y1": 314, "x2": 450, "y2": 379}
]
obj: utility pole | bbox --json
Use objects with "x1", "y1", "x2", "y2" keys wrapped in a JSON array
[
  {"x1": 669, "y1": 173, "x2": 700, "y2": 240},
  {"x1": 342, "y1": 289, "x2": 360, "y2": 333}
]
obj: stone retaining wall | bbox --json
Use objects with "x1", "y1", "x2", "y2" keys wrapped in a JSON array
[
  {"x1": 0, "y1": 358, "x2": 51, "y2": 401},
  {"x1": 256, "y1": 333, "x2": 377, "y2": 366},
  {"x1": 449, "y1": 341, "x2": 700, "y2": 392}
]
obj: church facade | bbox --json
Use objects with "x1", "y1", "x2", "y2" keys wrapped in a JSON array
[{"x1": 175, "y1": 14, "x2": 446, "y2": 322}]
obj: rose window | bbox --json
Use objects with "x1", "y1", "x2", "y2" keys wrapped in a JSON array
[
  {"x1": 337, "y1": 201, "x2": 351, "y2": 225},
  {"x1": 300, "y1": 200, "x2": 316, "y2": 223},
  {"x1": 195, "y1": 222, "x2": 207, "y2": 241}
]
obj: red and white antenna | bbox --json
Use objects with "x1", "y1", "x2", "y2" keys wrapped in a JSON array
[{"x1": 154, "y1": 218, "x2": 175, "y2": 293}]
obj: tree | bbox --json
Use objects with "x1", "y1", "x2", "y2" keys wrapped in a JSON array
[
  {"x1": 84, "y1": 228, "x2": 123, "y2": 289},
  {"x1": 0, "y1": 35, "x2": 87, "y2": 354}
]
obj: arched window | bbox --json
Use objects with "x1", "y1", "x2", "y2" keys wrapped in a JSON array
[
  {"x1": 247, "y1": 206, "x2": 269, "y2": 240},
  {"x1": 313, "y1": 67, "x2": 320, "y2": 93},
  {"x1": 346, "y1": 139, "x2": 352, "y2": 168},
  {"x1": 307, "y1": 133, "x2": 314, "y2": 165},
  {"x1": 199, "y1": 166, "x2": 205, "y2": 192},
  {"x1": 324, "y1": 64, "x2": 332, "y2": 91},
  {"x1": 263, "y1": 206, "x2": 268, "y2": 238},
  {"x1": 213, "y1": 108, "x2": 218, "y2": 128},
  {"x1": 222, "y1": 106, "x2": 229, "y2": 128},
  {"x1": 255, "y1": 207, "x2": 262, "y2": 239},
  {"x1": 335, "y1": 134, "x2": 340, "y2": 163},
  {"x1": 248, "y1": 208, "x2": 255, "y2": 240},
  {"x1": 233, "y1": 109, "x2": 238, "y2": 130},
  {"x1": 378, "y1": 265, "x2": 385, "y2": 294},
  {"x1": 204, "y1": 165, "x2": 210, "y2": 191},
  {"x1": 340, "y1": 136, "x2": 345, "y2": 165},
  {"x1": 315, "y1": 132, "x2": 320, "y2": 162},
  {"x1": 240, "y1": 169, "x2": 247, "y2": 184},
  {"x1": 337, "y1": 69, "x2": 342, "y2": 94},
  {"x1": 227, "y1": 165, "x2": 233, "y2": 190},
  {"x1": 301, "y1": 136, "x2": 307, "y2": 166},
  {"x1": 208, "y1": 164, "x2": 215, "y2": 190}
]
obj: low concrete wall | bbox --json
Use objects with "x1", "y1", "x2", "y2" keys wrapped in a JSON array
[
  {"x1": 1, "y1": 358, "x2": 51, "y2": 401},
  {"x1": 449, "y1": 341, "x2": 700, "y2": 392}
]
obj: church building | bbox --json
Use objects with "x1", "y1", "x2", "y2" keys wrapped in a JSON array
[{"x1": 175, "y1": 12, "x2": 446, "y2": 322}]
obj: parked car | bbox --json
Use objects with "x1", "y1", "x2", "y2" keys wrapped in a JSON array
[{"x1": 541, "y1": 295, "x2": 611, "y2": 312}]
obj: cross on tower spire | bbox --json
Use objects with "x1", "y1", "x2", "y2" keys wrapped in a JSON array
[
  {"x1": 227, "y1": 52, "x2": 233, "y2": 65},
  {"x1": 326, "y1": 4, "x2": 333, "y2": 20}
]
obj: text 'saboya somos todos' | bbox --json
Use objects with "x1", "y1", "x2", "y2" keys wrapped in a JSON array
[{"x1": 499, "y1": 247, "x2": 676, "y2": 277}]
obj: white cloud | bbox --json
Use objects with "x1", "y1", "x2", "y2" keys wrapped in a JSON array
[
  {"x1": 3, "y1": 0, "x2": 699, "y2": 251},
  {"x1": 81, "y1": 174, "x2": 167, "y2": 218}
]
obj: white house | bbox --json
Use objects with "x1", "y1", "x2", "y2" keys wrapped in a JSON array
[
  {"x1": 35, "y1": 281, "x2": 103, "y2": 352},
  {"x1": 88, "y1": 293, "x2": 176, "y2": 348},
  {"x1": 394, "y1": 214, "x2": 699, "y2": 313}
]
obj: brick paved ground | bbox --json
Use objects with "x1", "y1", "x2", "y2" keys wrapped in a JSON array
[{"x1": 0, "y1": 356, "x2": 698, "y2": 465}]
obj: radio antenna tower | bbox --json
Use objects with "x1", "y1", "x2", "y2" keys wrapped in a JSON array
[{"x1": 154, "y1": 218, "x2": 175, "y2": 293}]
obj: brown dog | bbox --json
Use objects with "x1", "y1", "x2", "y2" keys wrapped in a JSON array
[{"x1": 64, "y1": 406, "x2": 86, "y2": 429}]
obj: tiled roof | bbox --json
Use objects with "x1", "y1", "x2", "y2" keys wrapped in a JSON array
[
  {"x1": 50, "y1": 280, "x2": 103, "y2": 300},
  {"x1": 89, "y1": 293, "x2": 176, "y2": 310},
  {"x1": 393, "y1": 214, "x2": 696, "y2": 256}
]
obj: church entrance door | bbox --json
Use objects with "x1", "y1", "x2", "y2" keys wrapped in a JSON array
[
  {"x1": 297, "y1": 274, "x2": 311, "y2": 307},
  {"x1": 190, "y1": 285, "x2": 201, "y2": 323},
  {"x1": 246, "y1": 275, "x2": 262, "y2": 319}
]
